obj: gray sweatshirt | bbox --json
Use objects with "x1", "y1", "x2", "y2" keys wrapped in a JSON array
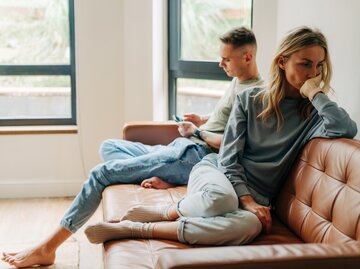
[
  {"x1": 201, "y1": 76, "x2": 264, "y2": 132},
  {"x1": 218, "y1": 87, "x2": 357, "y2": 200},
  {"x1": 190, "y1": 76, "x2": 264, "y2": 148}
]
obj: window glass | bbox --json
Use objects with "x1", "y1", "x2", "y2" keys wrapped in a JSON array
[
  {"x1": 177, "y1": 78, "x2": 231, "y2": 116},
  {"x1": 0, "y1": 0, "x2": 75, "y2": 125},
  {"x1": 181, "y1": 0, "x2": 252, "y2": 61},
  {"x1": 0, "y1": 75, "x2": 71, "y2": 119},
  {"x1": 0, "y1": 0, "x2": 70, "y2": 65}
]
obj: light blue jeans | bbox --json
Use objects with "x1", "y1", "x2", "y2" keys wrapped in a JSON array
[
  {"x1": 176, "y1": 153, "x2": 263, "y2": 245},
  {"x1": 60, "y1": 138, "x2": 211, "y2": 233}
]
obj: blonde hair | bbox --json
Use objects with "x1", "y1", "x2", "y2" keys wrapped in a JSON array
[{"x1": 257, "y1": 26, "x2": 333, "y2": 129}]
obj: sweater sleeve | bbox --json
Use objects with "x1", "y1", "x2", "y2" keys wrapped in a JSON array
[
  {"x1": 310, "y1": 93, "x2": 358, "y2": 139},
  {"x1": 218, "y1": 94, "x2": 250, "y2": 197}
]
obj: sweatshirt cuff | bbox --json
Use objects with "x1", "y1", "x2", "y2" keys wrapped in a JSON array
[
  {"x1": 311, "y1": 92, "x2": 330, "y2": 110},
  {"x1": 234, "y1": 183, "x2": 251, "y2": 197}
]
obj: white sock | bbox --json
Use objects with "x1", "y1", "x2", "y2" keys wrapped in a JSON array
[
  {"x1": 120, "y1": 204, "x2": 174, "y2": 222},
  {"x1": 84, "y1": 220, "x2": 154, "y2": 244}
]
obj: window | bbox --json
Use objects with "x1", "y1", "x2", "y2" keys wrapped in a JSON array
[
  {"x1": 0, "y1": 0, "x2": 76, "y2": 126},
  {"x1": 168, "y1": 0, "x2": 252, "y2": 117}
]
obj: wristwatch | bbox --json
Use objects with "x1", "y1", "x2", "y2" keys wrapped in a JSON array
[{"x1": 194, "y1": 128, "x2": 202, "y2": 139}]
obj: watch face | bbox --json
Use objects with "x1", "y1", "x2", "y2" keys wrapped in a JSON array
[{"x1": 195, "y1": 129, "x2": 202, "y2": 139}]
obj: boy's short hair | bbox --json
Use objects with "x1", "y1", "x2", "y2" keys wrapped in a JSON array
[{"x1": 220, "y1": 27, "x2": 257, "y2": 49}]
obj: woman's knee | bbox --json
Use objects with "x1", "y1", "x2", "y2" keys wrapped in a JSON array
[
  {"x1": 191, "y1": 153, "x2": 218, "y2": 172},
  {"x1": 188, "y1": 156, "x2": 226, "y2": 190},
  {"x1": 188, "y1": 161, "x2": 238, "y2": 216},
  {"x1": 202, "y1": 189, "x2": 238, "y2": 216},
  {"x1": 181, "y1": 211, "x2": 262, "y2": 246}
]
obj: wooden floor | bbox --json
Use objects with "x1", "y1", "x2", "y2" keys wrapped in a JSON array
[{"x1": 0, "y1": 197, "x2": 103, "y2": 269}]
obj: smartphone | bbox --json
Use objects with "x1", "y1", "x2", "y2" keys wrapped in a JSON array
[{"x1": 172, "y1": 115, "x2": 183, "y2": 122}]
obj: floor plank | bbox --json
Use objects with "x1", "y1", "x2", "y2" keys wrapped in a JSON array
[{"x1": 0, "y1": 197, "x2": 103, "y2": 269}]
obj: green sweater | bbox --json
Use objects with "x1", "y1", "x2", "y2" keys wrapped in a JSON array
[{"x1": 218, "y1": 87, "x2": 358, "y2": 200}]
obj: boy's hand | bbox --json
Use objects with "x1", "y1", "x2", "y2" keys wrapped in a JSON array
[
  {"x1": 183, "y1": 113, "x2": 207, "y2": 127},
  {"x1": 177, "y1": 121, "x2": 197, "y2": 137}
]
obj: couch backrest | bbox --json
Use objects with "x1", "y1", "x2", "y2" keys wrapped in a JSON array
[
  {"x1": 275, "y1": 138, "x2": 360, "y2": 243},
  {"x1": 123, "y1": 121, "x2": 181, "y2": 145}
]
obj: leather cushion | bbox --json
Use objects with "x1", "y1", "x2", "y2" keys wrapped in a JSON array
[
  {"x1": 102, "y1": 184, "x2": 302, "y2": 269},
  {"x1": 275, "y1": 138, "x2": 360, "y2": 243}
]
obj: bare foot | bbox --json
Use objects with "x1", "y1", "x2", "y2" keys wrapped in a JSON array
[
  {"x1": 140, "y1": 177, "x2": 176, "y2": 189},
  {"x1": 1, "y1": 245, "x2": 55, "y2": 268}
]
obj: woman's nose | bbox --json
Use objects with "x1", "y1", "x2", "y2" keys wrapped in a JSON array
[{"x1": 308, "y1": 67, "x2": 320, "y2": 78}]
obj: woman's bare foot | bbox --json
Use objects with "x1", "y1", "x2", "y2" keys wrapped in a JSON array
[
  {"x1": 140, "y1": 177, "x2": 176, "y2": 189},
  {"x1": 1, "y1": 245, "x2": 55, "y2": 268}
]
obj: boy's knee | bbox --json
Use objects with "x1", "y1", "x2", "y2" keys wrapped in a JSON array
[{"x1": 99, "y1": 139, "x2": 115, "y2": 159}]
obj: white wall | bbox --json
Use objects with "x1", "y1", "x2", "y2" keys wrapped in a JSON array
[
  {"x1": 0, "y1": 0, "x2": 127, "y2": 198},
  {"x1": 0, "y1": 0, "x2": 359, "y2": 198},
  {"x1": 0, "y1": 134, "x2": 85, "y2": 197},
  {"x1": 75, "y1": 0, "x2": 125, "y2": 172},
  {"x1": 252, "y1": 0, "x2": 278, "y2": 81},
  {"x1": 0, "y1": 0, "x2": 159, "y2": 198}
]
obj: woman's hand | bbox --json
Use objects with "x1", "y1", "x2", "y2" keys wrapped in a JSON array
[
  {"x1": 300, "y1": 74, "x2": 323, "y2": 100},
  {"x1": 239, "y1": 195, "x2": 272, "y2": 233},
  {"x1": 177, "y1": 121, "x2": 197, "y2": 137},
  {"x1": 183, "y1": 113, "x2": 207, "y2": 127}
]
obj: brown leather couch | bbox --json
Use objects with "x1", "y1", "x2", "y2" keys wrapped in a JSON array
[{"x1": 102, "y1": 122, "x2": 360, "y2": 269}]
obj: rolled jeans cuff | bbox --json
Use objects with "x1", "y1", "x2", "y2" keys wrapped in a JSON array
[
  {"x1": 176, "y1": 217, "x2": 188, "y2": 244},
  {"x1": 60, "y1": 219, "x2": 77, "y2": 234},
  {"x1": 175, "y1": 197, "x2": 186, "y2": 217}
]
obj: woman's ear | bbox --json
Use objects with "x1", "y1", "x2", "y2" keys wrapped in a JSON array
[{"x1": 278, "y1": 56, "x2": 285, "y2": 70}]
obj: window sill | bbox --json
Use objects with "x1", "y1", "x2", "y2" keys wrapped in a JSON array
[{"x1": 0, "y1": 125, "x2": 78, "y2": 135}]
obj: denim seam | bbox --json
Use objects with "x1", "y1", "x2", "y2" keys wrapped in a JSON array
[
  {"x1": 61, "y1": 170, "x2": 104, "y2": 233},
  {"x1": 106, "y1": 156, "x2": 179, "y2": 176}
]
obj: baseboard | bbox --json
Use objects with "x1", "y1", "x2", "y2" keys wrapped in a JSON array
[{"x1": 0, "y1": 180, "x2": 84, "y2": 198}]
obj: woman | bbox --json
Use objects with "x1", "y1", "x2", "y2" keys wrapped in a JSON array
[{"x1": 84, "y1": 26, "x2": 357, "y2": 246}]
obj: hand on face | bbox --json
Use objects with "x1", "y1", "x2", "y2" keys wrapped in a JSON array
[{"x1": 299, "y1": 74, "x2": 323, "y2": 100}]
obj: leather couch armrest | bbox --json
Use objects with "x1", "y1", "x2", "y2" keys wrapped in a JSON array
[
  {"x1": 156, "y1": 242, "x2": 360, "y2": 269},
  {"x1": 123, "y1": 121, "x2": 181, "y2": 145}
]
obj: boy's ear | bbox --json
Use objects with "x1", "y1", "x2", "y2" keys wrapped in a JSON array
[
  {"x1": 278, "y1": 56, "x2": 285, "y2": 70},
  {"x1": 244, "y1": 52, "x2": 253, "y2": 62}
]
